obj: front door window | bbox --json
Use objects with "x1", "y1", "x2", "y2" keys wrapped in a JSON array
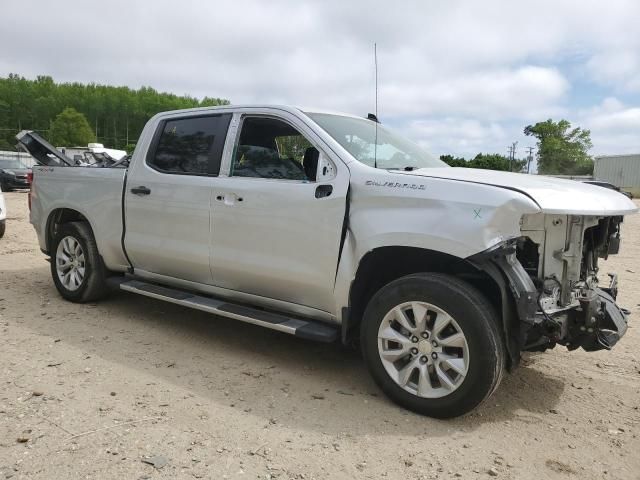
[{"x1": 231, "y1": 117, "x2": 319, "y2": 181}]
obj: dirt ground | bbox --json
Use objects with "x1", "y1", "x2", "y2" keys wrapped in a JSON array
[{"x1": 0, "y1": 190, "x2": 639, "y2": 480}]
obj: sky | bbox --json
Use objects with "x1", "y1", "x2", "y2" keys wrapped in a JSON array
[{"x1": 1, "y1": 0, "x2": 639, "y2": 160}]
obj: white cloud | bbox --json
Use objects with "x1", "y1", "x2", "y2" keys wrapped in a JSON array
[
  {"x1": 0, "y1": 0, "x2": 639, "y2": 156},
  {"x1": 380, "y1": 66, "x2": 568, "y2": 120},
  {"x1": 405, "y1": 118, "x2": 508, "y2": 158},
  {"x1": 578, "y1": 98, "x2": 640, "y2": 155},
  {"x1": 586, "y1": 51, "x2": 640, "y2": 92}
]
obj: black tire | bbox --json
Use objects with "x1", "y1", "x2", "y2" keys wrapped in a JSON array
[
  {"x1": 50, "y1": 221, "x2": 108, "y2": 303},
  {"x1": 360, "y1": 273, "x2": 505, "y2": 418},
  {"x1": 0, "y1": 219, "x2": 5, "y2": 239}
]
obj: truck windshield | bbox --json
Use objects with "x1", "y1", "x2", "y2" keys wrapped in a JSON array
[{"x1": 306, "y1": 112, "x2": 447, "y2": 169}]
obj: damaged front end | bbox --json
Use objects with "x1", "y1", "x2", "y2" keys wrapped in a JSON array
[
  {"x1": 471, "y1": 213, "x2": 629, "y2": 365},
  {"x1": 517, "y1": 213, "x2": 628, "y2": 352}
]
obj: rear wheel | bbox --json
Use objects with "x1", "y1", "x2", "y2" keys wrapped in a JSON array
[
  {"x1": 0, "y1": 219, "x2": 5, "y2": 238},
  {"x1": 361, "y1": 273, "x2": 505, "y2": 418},
  {"x1": 50, "y1": 222, "x2": 108, "y2": 303}
]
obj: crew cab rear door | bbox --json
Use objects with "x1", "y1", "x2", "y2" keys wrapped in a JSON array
[
  {"x1": 124, "y1": 112, "x2": 232, "y2": 284},
  {"x1": 209, "y1": 110, "x2": 350, "y2": 313}
]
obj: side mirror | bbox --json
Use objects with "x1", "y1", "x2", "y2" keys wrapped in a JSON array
[{"x1": 316, "y1": 152, "x2": 336, "y2": 181}]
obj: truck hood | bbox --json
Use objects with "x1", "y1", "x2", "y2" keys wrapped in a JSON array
[{"x1": 397, "y1": 167, "x2": 638, "y2": 215}]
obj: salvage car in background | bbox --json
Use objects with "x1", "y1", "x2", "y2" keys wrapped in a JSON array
[
  {"x1": 16, "y1": 106, "x2": 638, "y2": 418},
  {"x1": 0, "y1": 157, "x2": 31, "y2": 191}
]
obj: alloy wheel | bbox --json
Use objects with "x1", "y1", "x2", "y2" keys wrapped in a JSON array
[{"x1": 377, "y1": 301, "x2": 470, "y2": 398}]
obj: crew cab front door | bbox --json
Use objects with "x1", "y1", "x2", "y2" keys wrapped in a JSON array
[{"x1": 210, "y1": 113, "x2": 349, "y2": 313}]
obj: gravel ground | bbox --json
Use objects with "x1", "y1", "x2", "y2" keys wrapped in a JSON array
[{"x1": 1, "y1": 190, "x2": 639, "y2": 480}]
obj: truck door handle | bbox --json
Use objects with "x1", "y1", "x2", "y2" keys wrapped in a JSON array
[
  {"x1": 216, "y1": 193, "x2": 243, "y2": 203},
  {"x1": 131, "y1": 186, "x2": 151, "y2": 195},
  {"x1": 315, "y1": 184, "x2": 333, "y2": 199}
]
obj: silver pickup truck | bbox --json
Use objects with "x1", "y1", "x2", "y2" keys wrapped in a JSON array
[{"x1": 17, "y1": 105, "x2": 637, "y2": 418}]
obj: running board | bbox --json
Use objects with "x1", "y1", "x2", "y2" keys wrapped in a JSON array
[{"x1": 106, "y1": 277, "x2": 338, "y2": 343}]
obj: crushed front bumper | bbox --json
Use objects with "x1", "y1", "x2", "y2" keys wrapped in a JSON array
[
  {"x1": 564, "y1": 281, "x2": 628, "y2": 352},
  {"x1": 469, "y1": 242, "x2": 629, "y2": 362}
]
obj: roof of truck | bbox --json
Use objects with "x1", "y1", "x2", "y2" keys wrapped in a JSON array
[{"x1": 155, "y1": 104, "x2": 366, "y2": 120}]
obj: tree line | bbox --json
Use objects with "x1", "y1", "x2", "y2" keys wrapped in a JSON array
[
  {"x1": 0, "y1": 74, "x2": 594, "y2": 174},
  {"x1": 0, "y1": 74, "x2": 229, "y2": 151},
  {"x1": 440, "y1": 153, "x2": 528, "y2": 172},
  {"x1": 440, "y1": 119, "x2": 594, "y2": 175}
]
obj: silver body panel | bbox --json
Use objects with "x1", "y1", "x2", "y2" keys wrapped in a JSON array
[
  {"x1": 29, "y1": 166, "x2": 129, "y2": 270},
  {"x1": 134, "y1": 268, "x2": 335, "y2": 323}
]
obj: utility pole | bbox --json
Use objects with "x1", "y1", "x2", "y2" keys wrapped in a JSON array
[
  {"x1": 507, "y1": 142, "x2": 518, "y2": 172},
  {"x1": 525, "y1": 146, "x2": 534, "y2": 174},
  {"x1": 511, "y1": 141, "x2": 518, "y2": 172}
]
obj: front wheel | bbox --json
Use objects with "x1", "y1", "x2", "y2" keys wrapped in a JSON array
[
  {"x1": 361, "y1": 273, "x2": 505, "y2": 418},
  {"x1": 50, "y1": 221, "x2": 108, "y2": 303}
]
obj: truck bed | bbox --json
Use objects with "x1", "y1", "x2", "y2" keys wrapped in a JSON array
[{"x1": 31, "y1": 166, "x2": 129, "y2": 271}]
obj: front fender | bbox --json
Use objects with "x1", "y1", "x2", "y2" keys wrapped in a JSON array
[
  {"x1": 467, "y1": 241, "x2": 538, "y2": 368},
  {"x1": 334, "y1": 175, "x2": 541, "y2": 321}
]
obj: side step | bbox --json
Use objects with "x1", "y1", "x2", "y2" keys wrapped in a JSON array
[{"x1": 106, "y1": 277, "x2": 338, "y2": 343}]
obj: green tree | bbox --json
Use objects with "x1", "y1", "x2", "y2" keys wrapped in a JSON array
[
  {"x1": 440, "y1": 153, "x2": 526, "y2": 172},
  {"x1": 49, "y1": 108, "x2": 96, "y2": 146},
  {"x1": 440, "y1": 154, "x2": 467, "y2": 167},
  {"x1": 123, "y1": 143, "x2": 137, "y2": 154},
  {"x1": 470, "y1": 153, "x2": 526, "y2": 172},
  {"x1": 524, "y1": 119, "x2": 593, "y2": 174},
  {"x1": 0, "y1": 74, "x2": 230, "y2": 150},
  {"x1": 275, "y1": 135, "x2": 312, "y2": 162}
]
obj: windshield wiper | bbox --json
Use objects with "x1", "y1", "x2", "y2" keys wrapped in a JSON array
[{"x1": 386, "y1": 166, "x2": 419, "y2": 171}]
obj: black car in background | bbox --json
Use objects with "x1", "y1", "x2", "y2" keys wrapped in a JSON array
[{"x1": 0, "y1": 158, "x2": 31, "y2": 191}]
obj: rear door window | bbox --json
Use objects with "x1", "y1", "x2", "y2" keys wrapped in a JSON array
[{"x1": 148, "y1": 113, "x2": 231, "y2": 175}]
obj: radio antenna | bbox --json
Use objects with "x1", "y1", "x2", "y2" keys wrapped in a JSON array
[{"x1": 374, "y1": 42, "x2": 379, "y2": 168}]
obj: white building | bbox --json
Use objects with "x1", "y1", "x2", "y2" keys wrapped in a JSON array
[{"x1": 594, "y1": 154, "x2": 640, "y2": 197}]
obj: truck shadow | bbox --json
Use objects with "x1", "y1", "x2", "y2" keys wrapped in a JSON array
[{"x1": 8, "y1": 268, "x2": 566, "y2": 437}]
